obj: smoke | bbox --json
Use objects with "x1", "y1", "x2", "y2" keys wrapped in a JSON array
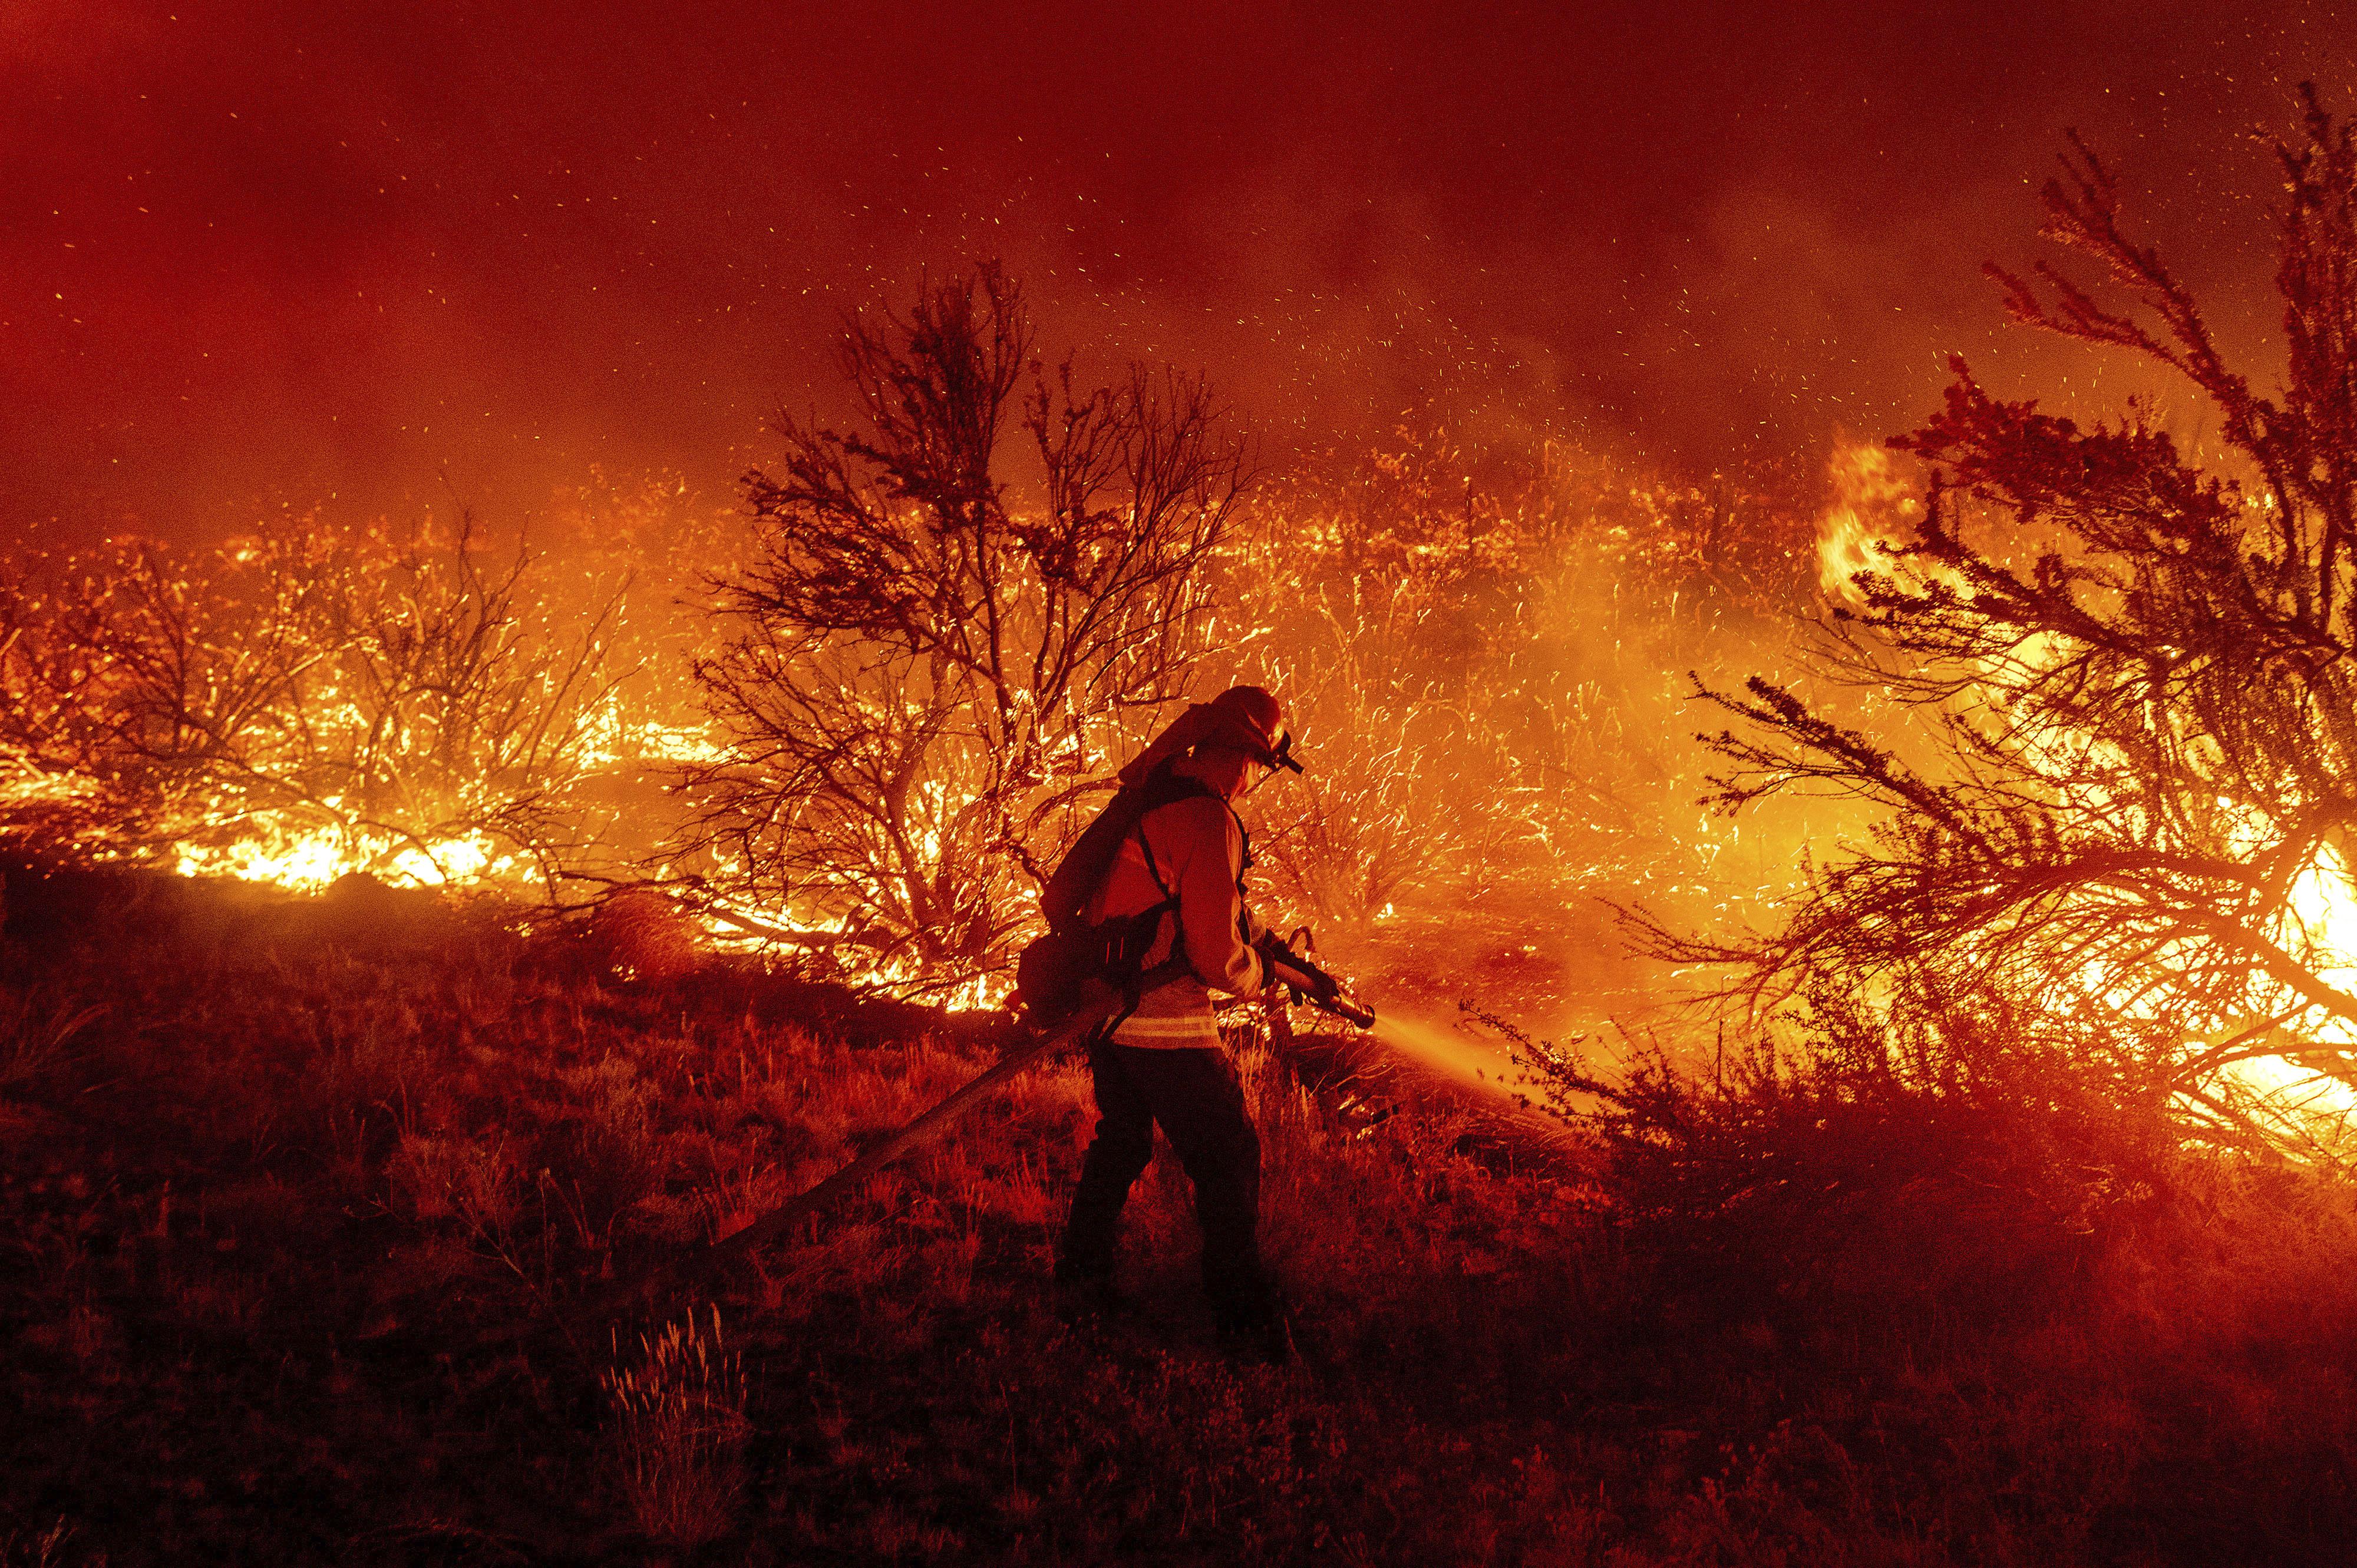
[{"x1": 9, "y1": 2, "x2": 2352, "y2": 547}]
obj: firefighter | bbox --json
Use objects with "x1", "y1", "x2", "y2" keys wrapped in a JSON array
[{"x1": 1054, "y1": 685, "x2": 1319, "y2": 1359}]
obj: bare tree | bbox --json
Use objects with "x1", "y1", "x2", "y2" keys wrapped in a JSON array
[
  {"x1": 679, "y1": 267, "x2": 1246, "y2": 994},
  {"x1": 1662, "y1": 89, "x2": 2357, "y2": 1161}
]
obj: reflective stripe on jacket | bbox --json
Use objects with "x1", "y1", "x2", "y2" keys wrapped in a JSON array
[{"x1": 1084, "y1": 794, "x2": 1266, "y2": 1047}]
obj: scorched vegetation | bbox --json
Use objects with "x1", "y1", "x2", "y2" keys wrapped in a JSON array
[{"x1": 5, "y1": 861, "x2": 2356, "y2": 1566}]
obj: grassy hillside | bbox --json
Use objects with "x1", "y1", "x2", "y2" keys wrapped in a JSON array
[{"x1": 4, "y1": 860, "x2": 2355, "y2": 1566}]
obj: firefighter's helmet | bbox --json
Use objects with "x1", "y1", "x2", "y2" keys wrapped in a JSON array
[
  {"x1": 1196, "y1": 685, "x2": 1300, "y2": 773},
  {"x1": 1115, "y1": 684, "x2": 1303, "y2": 788}
]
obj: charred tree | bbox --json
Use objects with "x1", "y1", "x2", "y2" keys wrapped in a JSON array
[{"x1": 679, "y1": 266, "x2": 1245, "y2": 995}]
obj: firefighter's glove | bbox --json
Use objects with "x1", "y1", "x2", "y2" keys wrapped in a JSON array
[
  {"x1": 1256, "y1": 932, "x2": 1338, "y2": 1005},
  {"x1": 1252, "y1": 930, "x2": 1290, "y2": 978}
]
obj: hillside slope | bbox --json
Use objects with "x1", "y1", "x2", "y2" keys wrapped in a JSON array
[{"x1": 3, "y1": 861, "x2": 2353, "y2": 1566}]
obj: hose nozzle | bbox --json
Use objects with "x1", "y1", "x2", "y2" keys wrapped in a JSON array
[
  {"x1": 1321, "y1": 993, "x2": 1377, "y2": 1031},
  {"x1": 1259, "y1": 935, "x2": 1378, "y2": 1032}
]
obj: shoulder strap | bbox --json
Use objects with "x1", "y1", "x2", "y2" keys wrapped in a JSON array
[
  {"x1": 1134, "y1": 813, "x2": 1177, "y2": 906},
  {"x1": 1039, "y1": 763, "x2": 1183, "y2": 931},
  {"x1": 1131, "y1": 765, "x2": 1223, "y2": 892}
]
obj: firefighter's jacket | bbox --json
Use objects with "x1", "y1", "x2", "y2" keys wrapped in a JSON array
[{"x1": 1083, "y1": 792, "x2": 1267, "y2": 1047}]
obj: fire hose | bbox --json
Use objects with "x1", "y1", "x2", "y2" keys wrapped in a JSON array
[
  {"x1": 700, "y1": 951, "x2": 1372, "y2": 1273},
  {"x1": 488, "y1": 956, "x2": 1374, "y2": 1348}
]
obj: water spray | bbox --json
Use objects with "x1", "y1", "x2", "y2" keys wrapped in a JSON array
[
  {"x1": 481, "y1": 946, "x2": 1519, "y2": 1356},
  {"x1": 1265, "y1": 938, "x2": 1543, "y2": 1110}
]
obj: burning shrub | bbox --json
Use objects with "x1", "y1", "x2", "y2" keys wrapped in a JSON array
[
  {"x1": 1490, "y1": 982, "x2": 2174, "y2": 1319},
  {"x1": 1231, "y1": 426, "x2": 1549, "y2": 927},
  {"x1": 1249, "y1": 655, "x2": 1517, "y2": 930},
  {"x1": 1492, "y1": 474, "x2": 1818, "y2": 902},
  {"x1": 0, "y1": 514, "x2": 627, "y2": 894},
  {"x1": 679, "y1": 265, "x2": 1244, "y2": 996},
  {"x1": 1233, "y1": 425, "x2": 1815, "y2": 929},
  {"x1": 1666, "y1": 89, "x2": 2357, "y2": 1163}
]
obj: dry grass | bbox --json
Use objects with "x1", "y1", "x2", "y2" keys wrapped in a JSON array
[
  {"x1": 0, "y1": 1519, "x2": 82, "y2": 1568},
  {"x1": 1, "y1": 857, "x2": 2353, "y2": 1564},
  {"x1": 603, "y1": 1304, "x2": 750, "y2": 1549},
  {"x1": 0, "y1": 985, "x2": 101, "y2": 1094}
]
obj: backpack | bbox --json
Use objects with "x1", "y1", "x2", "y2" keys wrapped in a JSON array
[{"x1": 1014, "y1": 765, "x2": 1226, "y2": 1028}]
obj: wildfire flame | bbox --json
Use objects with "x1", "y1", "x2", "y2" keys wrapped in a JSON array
[
  {"x1": 171, "y1": 820, "x2": 514, "y2": 892},
  {"x1": 2231, "y1": 841, "x2": 2357, "y2": 1120},
  {"x1": 1815, "y1": 442, "x2": 1920, "y2": 606},
  {"x1": 1807, "y1": 448, "x2": 2357, "y2": 1136}
]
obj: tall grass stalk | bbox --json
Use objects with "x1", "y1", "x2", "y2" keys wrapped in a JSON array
[
  {"x1": 0, "y1": 988, "x2": 102, "y2": 1093},
  {"x1": 602, "y1": 1303, "x2": 750, "y2": 1549}
]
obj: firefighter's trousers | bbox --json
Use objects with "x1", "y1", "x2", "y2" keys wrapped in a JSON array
[{"x1": 1059, "y1": 1038, "x2": 1273, "y2": 1323}]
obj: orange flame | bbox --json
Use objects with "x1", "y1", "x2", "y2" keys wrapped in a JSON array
[{"x1": 1815, "y1": 442, "x2": 1920, "y2": 606}]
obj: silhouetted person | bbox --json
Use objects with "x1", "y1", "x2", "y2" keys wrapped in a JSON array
[{"x1": 1054, "y1": 685, "x2": 1310, "y2": 1359}]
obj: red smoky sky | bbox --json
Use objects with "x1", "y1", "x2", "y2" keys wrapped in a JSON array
[{"x1": 4, "y1": 1, "x2": 2353, "y2": 541}]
